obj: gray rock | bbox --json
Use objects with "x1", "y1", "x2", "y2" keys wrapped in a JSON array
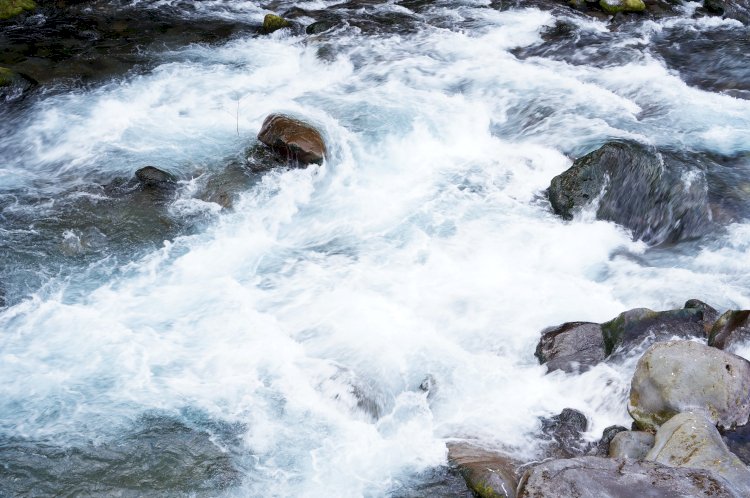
[
  {"x1": 608, "y1": 431, "x2": 655, "y2": 460},
  {"x1": 547, "y1": 141, "x2": 713, "y2": 245},
  {"x1": 589, "y1": 425, "x2": 628, "y2": 456},
  {"x1": 135, "y1": 166, "x2": 176, "y2": 189},
  {"x1": 709, "y1": 310, "x2": 750, "y2": 352},
  {"x1": 447, "y1": 443, "x2": 519, "y2": 498},
  {"x1": 539, "y1": 408, "x2": 589, "y2": 458},
  {"x1": 534, "y1": 322, "x2": 605, "y2": 373},
  {"x1": 517, "y1": 456, "x2": 740, "y2": 498},
  {"x1": 723, "y1": 423, "x2": 750, "y2": 466},
  {"x1": 647, "y1": 412, "x2": 750, "y2": 496},
  {"x1": 628, "y1": 340, "x2": 750, "y2": 430},
  {"x1": 703, "y1": 0, "x2": 750, "y2": 24},
  {"x1": 684, "y1": 299, "x2": 720, "y2": 330},
  {"x1": 257, "y1": 114, "x2": 327, "y2": 165},
  {"x1": 601, "y1": 307, "x2": 706, "y2": 357}
]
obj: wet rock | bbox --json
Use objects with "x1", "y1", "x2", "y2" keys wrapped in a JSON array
[
  {"x1": 539, "y1": 408, "x2": 589, "y2": 458},
  {"x1": 0, "y1": 285, "x2": 5, "y2": 308},
  {"x1": 599, "y1": 0, "x2": 646, "y2": 13},
  {"x1": 608, "y1": 430, "x2": 654, "y2": 460},
  {"x1": 589, "y1": 425, "x2": 628, "y2": 456},
  {"x1": 628, "y1": 340, "x2": 750, "y2": 431},
  {"x1": 723, "y1": 423, "x2": 750, "y2": 466},
  {"x1": 600, "y1": 306, "x2": 705, "y2": 357},
  {"x1": 262, "y1": 13, "x2": 291, "y2": 34},
  {"x1": 535, "y1": 322, "x2": 605, "y2": 373},
  {"x1": 306, "y1": 17, "x2": 342, "y2": 35},
  {"x1": 517, "y1": 456, "x2": 740, "y2": 497},
  {"x1": 135, "y1": 166, "x2": 177, "y2": 190},
  {"x1": 392, "y1": 465, "x2": 475, "y2": 498},
  {"x1": 0, "y1": 66, "x2": 36, "y2": 101},
  {"x1": 703, "y1": 0, "x2": 750, "y2": 24},
  {"x1": 547, "y1": 141, "x2": 713, "y2": 245},
  {"x1": 447, "y1": 443, "x2": 519, "y2": 498},
  {"x1": 257, "y1": 114, "x2": 327, "y2": 165},
  {"x1": 0, "y1": 0, "x2": 35, "y2": 20},
  {"x1": 709, "y1": 310, "x2": 750, "y2": 352},
  {"x1": 685, "y1": 299, "x2": 720, "y2": 330},
  {"x1": 647, "y1": 412, "x2": 750, "y2": 496}
]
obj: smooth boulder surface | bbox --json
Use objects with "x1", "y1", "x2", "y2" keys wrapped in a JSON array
[
  {"x1": 628, "y1": 340, "x2": 750, "y2": 430},
  {"x1": 547, "y1": 141, "x2": 712, "y2": 245},
  {"x1": 447, "y1": 443, "x2": 519, "y2": 498},
  {"x1": 709, "y1": 310, "x2": 750, "y2": 351},
  {"x1": 601, "y1": 306, "x2": 706, "y2": 357},
  {"x1": 135, "y1": 166, "x2": 177, "y2": 189},
  {"x1": 608, "y1": 431, "x2": 654, "y2": 460},
  {"x1": 647, "y1": 412, "x2": 750, "y2": 496},
  {"x1": 534, "y1": 322, "x2": 605, "y2": 373},
  {"x1": 517, "y1": 456, "x2": 740, "y2": 498},
  {"x1": 257, "y1": 114, "x2": 327, "y2": 165}
]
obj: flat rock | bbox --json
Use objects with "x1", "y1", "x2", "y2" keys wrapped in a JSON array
[
  {"x1": 517, "y1": 456, "x2": 740, "y2": 497},
  {"x1": 647, "y1": 412, "x2": 750, "y2": 496},
  {"x1": 628, "y1": 340, "x2": 750, "y2": 430}
]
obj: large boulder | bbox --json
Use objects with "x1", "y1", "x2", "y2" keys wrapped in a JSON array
[
  {"x1": 547, "y1": 141, "x2": 712, "y2": 245},
  {"x1": 447, "y1": 443, "x2": 519, "y2": 498},
  {"x1": 628, "y1": 340, "x2": 750, "y2": 430},
  {"x1": 0, "y1": 0, "x2": 35, "y2": 20},
  {"x1": 608, "y1": 431, "x2": 654, "y2": 460},
  {"x1": 257, "y1": 114, "x2": 327, "y2": 165},
  {"x1": 601, "y1": 306, "x2": 706, "y2": 357},
  {"x1": 534, "y1": 322, "x2": 605, "y2": 373},
  {"x1": 709, "y1": 310, "x2": 750, "y2": 352},
  {"x1": 517, "y1": 456, "x2": 740, "y2": 497},
  {"x1": 647, "y1": 412, "x2": 750, "y2": 496}
]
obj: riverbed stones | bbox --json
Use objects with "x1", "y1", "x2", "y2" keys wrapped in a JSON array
[
  {"x1": 257, "y1": 114, "x2": 327, "y2": 165},
  {"x1": 647, "y1": 412, "x2": 750, "y2": 496},
  {"x1": 534, "y1": 322, "x2": 605, "y2": 373},
  {"x1": 709, "y1": 310, "x2": 750, "y2": 351},
  {"x1": 601, "y1": 306, "x2": 705, "y2": 357},
  {"x1": 608, "y1": 430, "x2": 654, "y2": 460},
  {"x1": 547, "y1": 141, "x2": 712, "y2": 245},
  {"x1": 628, "y1": 340, "x2": 750, "y2": 430},
  {"x1": 447, "y1": 443, "x2": 519, "y2": 498},
  {"x1": 517, "y1": 456, "x2": 740, "y2": 497}
]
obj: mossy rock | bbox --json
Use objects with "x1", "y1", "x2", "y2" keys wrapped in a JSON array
[
  {"x1": 0, "y1": 0, "x2": 36, "y2": 20},
  {"x1": 599, "y1": 0, "x2": 646, "y2": 13},
  {"x1": 0, "y1": 66, "x2": 37, "y2": 100},
  {"x1": 262, "y1": 13, "x2": 291, "y2": 34}
]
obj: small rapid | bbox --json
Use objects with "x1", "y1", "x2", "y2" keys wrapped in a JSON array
[{"x1": 1, "y1": 2, "x2": 749, "y2": 496}]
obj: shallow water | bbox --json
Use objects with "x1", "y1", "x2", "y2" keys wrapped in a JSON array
[{"x1": 1, "y1": 1, "x2": 749, "y2": 496}]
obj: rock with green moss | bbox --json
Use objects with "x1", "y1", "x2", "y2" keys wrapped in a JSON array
[
  {"x1": 0, "y1": 0, "x2": 35, "y2": 20},
  {"x1": 447, "y1": 443, "x2": 519, "y2": 498},
  {"x1": 709, "y1": 310, "x2": 750, "y2": 352},
  {"x1": 262, "y1": 13, "x2": 291, "y2": 34},
  {"x1": 599, "y1": 0, "x2": 646, "y2": 13},
  {"x1": 600, "y1": 306, "x2": 705, "y2": 357},
  {"x1": 628, "y1": 340, "x2": 750, "y2": 431}
]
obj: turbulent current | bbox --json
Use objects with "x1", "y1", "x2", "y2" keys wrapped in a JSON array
[{"x1": 0, "y1": 1, "x2": 749, "y2": 496}]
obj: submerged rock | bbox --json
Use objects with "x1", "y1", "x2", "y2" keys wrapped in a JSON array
[
  {"x1": 262, "y1": 13, "x2": 291, "y2": 34},
  {"x1": 0, "y1": 0, "x2": 35, "y2": 20},
  {"x1": 392, "y1": 465, "x2": 475, "y2": 498},
  {"x1": 0, "y1": 66, "x2": 36, "y2": 101},
  {"x1": 608, "y1": 430, "x2": 654, "y2": 460},
  {"x1": 703, "y1": 0, "x2": 750, "y2": 24},
  {"x1": 647, "y1": 412, "x2": 750, "y2": 496},
  {"x1": 547, "y1": 141, "x2": 713, "y2": 245},
  {"x1": 447, "y1": 443, "x2": 519, "y2": 498},
  {"x1": 628, "y1": 340, "x2": 750, "y2": 430},
  {"x1": 534, "y1": 322, "x2": 605, "y2": 373},
  {"x1": 599, "y1": 0, "x2": 646, "y2": 13},
  {"x1": 539, "y1": 408, "x2": 589, "y2": 458},
  {"x1": 517, "y1": 456, "x2": 740, "y2": 497},
  {"x1": 600, "y1": 306, "x2": 705, "y2": 357},
  {"x1": 709, "y1": 310, "x2": 750, "y2": 352},
  {"x1": 135, "y1": 166, "x2": 177, "y2": 190},
  {"x1": 257, "y1": 114, "x2": 327, "y2": 165}
]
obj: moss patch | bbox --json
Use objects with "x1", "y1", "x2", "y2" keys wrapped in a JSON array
[
  {"x1": 0, "y1": 67, "x2": 14, "y2": 86},
  {"x1": 599, "y1": 0, "x2": 645, "y2": 13},
  {"x1": 262, "y1": 14, "x2": 290, "y2": 34},
  {"x1": 0, "y1": 0, "x2": 36, "y2": 20}
]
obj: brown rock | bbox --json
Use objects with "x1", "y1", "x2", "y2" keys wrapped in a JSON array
[
  {"x1": 447, "y1": 442, "x2": 519, "y2": 498},
  {"x1": 257, "y1": 114, "x2": 327, "y2": 165}
]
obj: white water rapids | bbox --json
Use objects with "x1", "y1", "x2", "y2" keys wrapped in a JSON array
[{"x1": 1, "y1": 3, "x2": 749, "y2": 496}]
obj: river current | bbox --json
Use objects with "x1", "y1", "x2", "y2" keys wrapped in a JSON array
[{"x1": 1, "y1": 1, "x2": 749, "y2": 496}]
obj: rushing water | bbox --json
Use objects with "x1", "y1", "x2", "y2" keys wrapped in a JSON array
[{"x1": 1, "y1": 1, "x2": 749, "y2": 496}]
